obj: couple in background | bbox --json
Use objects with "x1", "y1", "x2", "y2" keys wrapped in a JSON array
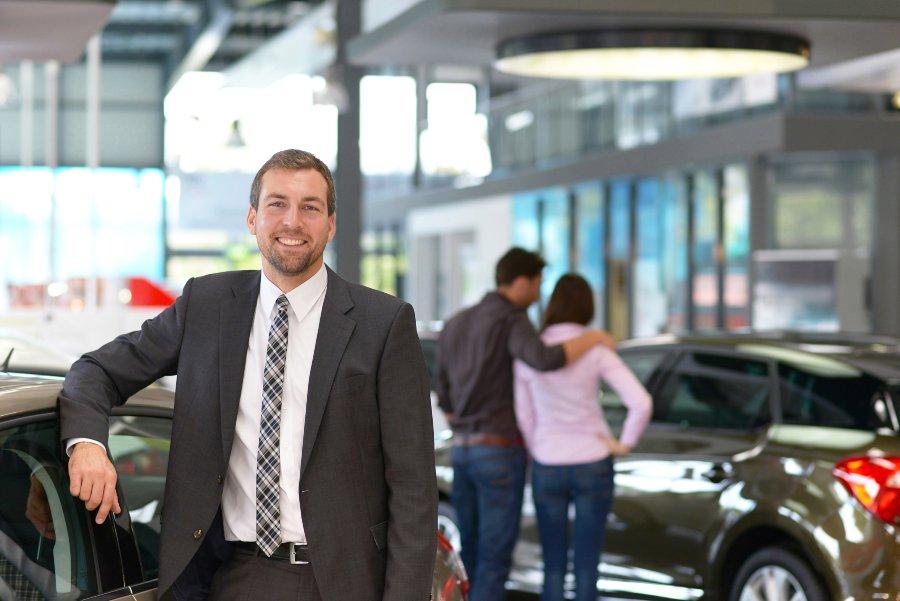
[{"x1": 437, "y1": 248, "x2": 651, "y2": 601}]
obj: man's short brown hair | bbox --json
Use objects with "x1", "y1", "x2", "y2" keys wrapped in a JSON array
[
  {"x1": 250, "y1": 149, "x2": 336, "y2": 215},
  {"x1": 495, "y1": 247, "x2": 547, "y2": 287}
]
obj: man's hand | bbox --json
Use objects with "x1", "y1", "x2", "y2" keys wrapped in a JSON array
[
  {"x1": 68, "y1": 442, "x2": 121, "y2": 524},
  {"x1": 26, "y1": 475, "x2": 56, "y2": 540},
  {"x1": 591, "y1": 329, "x2": 616, "y2": 350}
]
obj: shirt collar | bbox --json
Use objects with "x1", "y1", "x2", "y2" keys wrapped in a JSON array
[{"x1": 260, "y1": 263, "x2": 328, "y2": 323}]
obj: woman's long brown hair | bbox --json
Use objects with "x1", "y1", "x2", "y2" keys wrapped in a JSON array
[{"x1": 542, "y1": 273, "x2": 595, "y2": 331}]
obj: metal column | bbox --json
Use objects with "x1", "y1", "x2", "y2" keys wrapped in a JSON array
[
  {"x1": 871, "y1": 154, "x2": 900, "y2": 335},
  {"x1": 333, "y1": 0, "x2": 362, "y2": 284}
]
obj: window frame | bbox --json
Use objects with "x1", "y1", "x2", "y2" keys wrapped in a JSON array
[
  {"x1": 0, "y1": 410, "x2": 130, "y2": 599},
  {"x1": 107, "y1": 404, "x2": 175, "y2": 590},
  {"x1": 649, "y1": 346, "x2": 778, "y2": 433}
]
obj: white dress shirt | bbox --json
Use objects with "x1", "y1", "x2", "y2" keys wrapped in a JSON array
[
  {"x1": 68, "y1": 264, "x2": 328, "y2": 545},
  {"x1": 222, "y1": 264, "x2": 327, "y2": 543}
]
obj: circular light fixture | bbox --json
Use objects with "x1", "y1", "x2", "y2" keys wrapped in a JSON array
[{"x1": 495, "y1": 29, "x2": 810, "y2": 80}]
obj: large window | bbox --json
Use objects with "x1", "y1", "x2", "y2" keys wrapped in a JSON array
[
  {"x1": 538, "y1": 188, "x2": 571, "y2": 305},
  {"x1": 0, "y1": 168, "x2": 54, "y2": 285},
  {"x1": 573, "y1": 182, "x2": 605, "y2": 327},
  {"x1": 607, "y1": 181, "x2": 632, "y2": 340},
  {"x1": 0, "y1": 419, "x2": 98, "y2": 599},
  {"x1": 723, "y1": 165, "x2": 750, "y2": 329},
  {"x1": 691, "y1": 171, "x2": 720, "y2": 330},
  {"x1": 0, "y1": 167, "x2": 165, "y2": 287},
  {"x1": 756, "y1": 157, "x2": 874, "y2": 331},
  {"x1": 512, "y1": 192, "x2": 540, "y2": 250},
  {"x1": 633, "y1": 176, "x2": 688, "y2": 337}
]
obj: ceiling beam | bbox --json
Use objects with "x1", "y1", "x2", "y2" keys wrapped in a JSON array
[{"x1": 167, "y1": 0, "x2": 235, "y2": 89}]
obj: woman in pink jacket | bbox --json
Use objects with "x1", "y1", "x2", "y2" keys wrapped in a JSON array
[{"x1": 514, "y1": 274, "x2": 652, "y2": 601}]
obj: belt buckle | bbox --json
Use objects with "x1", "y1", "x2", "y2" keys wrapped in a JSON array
[{"x1": 289, "y1": 543, "x2": 309, "y2": 565}]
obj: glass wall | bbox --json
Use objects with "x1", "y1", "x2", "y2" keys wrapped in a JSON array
[
  {"x1": 723, "y1": 165, "x2": 750, "y2": 329},
  {"x1": 607, "y1": 181, "x2": 632, "y2": 339},
  {"x1": 573, "y1": 182, "x2": 605, "y2": 327},
  {"x1": 691, "y1": 170, "x2": 720, "y2": 330},
  {"x1": 755, "y1": 156, "x2": 874, "y2": 331},
  {"x1": 633, "y1": 176, "x2": 688, "y2": 337},
  {"x1": 0, "y1": 167, "x2": 165, "y2": 288},
  {"x1": 506, "y1": 161, "x2": 751, "y2": 339},
  {"x1": 538, "y1": 188, "x2": 571, "y2": 306}
]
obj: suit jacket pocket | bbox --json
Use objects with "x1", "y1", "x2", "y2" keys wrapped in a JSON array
[
  {"x1": 370, "y1": 520, "x2": 388, "y2": 551},
  {"x1": 339, "y1": 373, "x2": 368, "y2": 396}
]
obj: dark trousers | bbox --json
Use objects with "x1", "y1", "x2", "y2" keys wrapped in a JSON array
[
  {"x1": 531, "y1": 457, "x2": 615, "y2": 601},
  {"x1": 451, "y1": 444, "x2": 527, "y2": 601},
  {"x1": 208, "y1": 546, "x2": 322, "y2": 601}
]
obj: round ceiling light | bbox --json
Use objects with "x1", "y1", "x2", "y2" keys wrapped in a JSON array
[{"x1": 495, "y1": 29, "x2": 810, "y2": 80}]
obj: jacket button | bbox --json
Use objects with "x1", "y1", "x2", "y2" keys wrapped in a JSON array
[
  {"x1": 216, "y1": 474, "x2": 223, "y2": 484},
  {"x1": 193, "y1": 529, "x2": 203, "y2": 540}
]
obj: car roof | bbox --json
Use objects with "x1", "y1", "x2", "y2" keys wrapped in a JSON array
[
  {"x1": 619, "y1": 331, "x2": 900, "y2": 383},
  {"x1": 0, "y1": 372, "x2": 174, "y2": 421}
]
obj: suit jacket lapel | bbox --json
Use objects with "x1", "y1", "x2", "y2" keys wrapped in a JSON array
[
  {"x1": 219, "y1": 271, "x2": 260, "y2": 463},
  {"x1": 300, "y1": 267, "x2": 355, "y2": 479}
]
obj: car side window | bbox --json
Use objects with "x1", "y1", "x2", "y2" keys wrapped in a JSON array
[
  {"x1": 654, "y1": 352, "x2": 772, "y2": 430},
  {"x1": 600, "y1": 349, "x2": 668, "y2": 428},
  {"x1": 108, "y1": 415, "x2": 172, "y2": 582},
  {"x1": 778, "y1": 363, "x2": 885, "y2": 431},
  {"x1": 0, "y1": 419, "x2": 98, "y2": 599}
]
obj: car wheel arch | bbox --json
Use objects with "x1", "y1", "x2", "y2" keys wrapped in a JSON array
[{"x1": 708, "y1": 517, "x2": 838, "y2": 601}]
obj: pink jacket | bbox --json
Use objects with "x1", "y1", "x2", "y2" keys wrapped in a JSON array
[{"x1": 513, "y1": 323, "x2": 652, "y2": 465}]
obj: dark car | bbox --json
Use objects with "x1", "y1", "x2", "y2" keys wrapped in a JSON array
[
  {"x1": 0, "y1": 372, "x2": 468, "y2": 601},
  {"x1": 423, "y1": 330, "x2": 900, "y2": 601}
]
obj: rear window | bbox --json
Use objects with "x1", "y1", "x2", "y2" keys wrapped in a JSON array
[{"x1": 778, "y1": 363, "x2": 895, "y2": 432}]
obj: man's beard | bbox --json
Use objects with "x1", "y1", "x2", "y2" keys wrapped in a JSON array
[{"x1": 263, "y1": 236, "x2": 326, "y2": 277}]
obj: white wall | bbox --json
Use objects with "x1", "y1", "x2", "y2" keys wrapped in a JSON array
[{"x1": 406, "y1": 195, "x2": 512, "y2": 321}]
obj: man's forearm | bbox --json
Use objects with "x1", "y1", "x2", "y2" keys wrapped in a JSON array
[{"x1": 562, "y1": 330, "x2": 615, "y2": 363}]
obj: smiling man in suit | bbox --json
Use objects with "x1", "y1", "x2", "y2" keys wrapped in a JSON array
[{"x1": 59, "y1": 149, "x2": 438, "y2": 601}]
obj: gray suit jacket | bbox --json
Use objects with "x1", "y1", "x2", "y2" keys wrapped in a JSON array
[{"x1": 59, "y1": 268, "x2": 438, "y2": 601}]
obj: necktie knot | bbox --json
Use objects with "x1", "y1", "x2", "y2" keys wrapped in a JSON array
[{"x1": 275, "y1": 294, "x2": 289, "y2": 312}]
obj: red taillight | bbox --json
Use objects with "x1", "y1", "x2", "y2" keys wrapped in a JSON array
[{"x1": 833, "y1": 455, "x2": 900, "y2": 524}]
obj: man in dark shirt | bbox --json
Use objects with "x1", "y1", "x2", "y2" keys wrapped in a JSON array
[{"x1": 435, "y1": 247, "x2": 613, "y2": 601}]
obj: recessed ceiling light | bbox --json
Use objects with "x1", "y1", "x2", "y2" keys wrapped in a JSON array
[{"x1": 495, "y1": 29, "x2": 810, "y2": 81}]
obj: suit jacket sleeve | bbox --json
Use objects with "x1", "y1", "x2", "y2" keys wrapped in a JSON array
[
  {"x1": 59, "y1": 277, "x2": 194, "y2": 448},
  {"x1": 377, "y1": 302, "x2": 438, "y2": 601}
]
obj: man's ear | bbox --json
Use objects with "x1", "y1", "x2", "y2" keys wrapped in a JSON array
[
  {"x1": 247, "y1": 205, "x2": 257, "y2": 235},
  {"x1": 327, "y1": 212, "x2": 336, "y2": 243}
]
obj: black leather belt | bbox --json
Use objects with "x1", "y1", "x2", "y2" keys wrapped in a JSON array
[{"x1": 232, "y1": 541, "x2": 310, "y2": 564}]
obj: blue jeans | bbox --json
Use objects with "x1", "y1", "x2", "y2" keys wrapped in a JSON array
[
  {"x1": 451, "y1": 444, "x2": 527, "y2": 601},
  {"x1": 531, "y1": 458, "x2": 615, "y2": 601}
]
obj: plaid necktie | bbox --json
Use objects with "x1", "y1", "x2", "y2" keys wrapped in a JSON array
[{"x1": 256, "y1": 294, "x2": 290, "y2": 556}]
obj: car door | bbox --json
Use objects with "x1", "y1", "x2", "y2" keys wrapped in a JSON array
[
  {"x1": 0, "y1": 410, "x2": 135, "y2": 600},
  {"x1": 601, "y1": 348, "x2": 775, "y2": 598},
  {"x1": 105, "y1": 410, "x2": 174, "y2": 600}
]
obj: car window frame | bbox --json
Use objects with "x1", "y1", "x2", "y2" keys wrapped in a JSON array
[
  {"x1": 107, "y1": 403, "x2": 175, "y2": 591},
  {"x1": 649, "y1": 346, "x2": 778, "y2": 434},
  {"x1": 0, "y1": 409, "x2": 131, "y2": 600}
]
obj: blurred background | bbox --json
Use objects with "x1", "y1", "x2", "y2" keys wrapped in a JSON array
[{"x1": 2, "y1": 0, "x2": 900, "y2": 363}]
